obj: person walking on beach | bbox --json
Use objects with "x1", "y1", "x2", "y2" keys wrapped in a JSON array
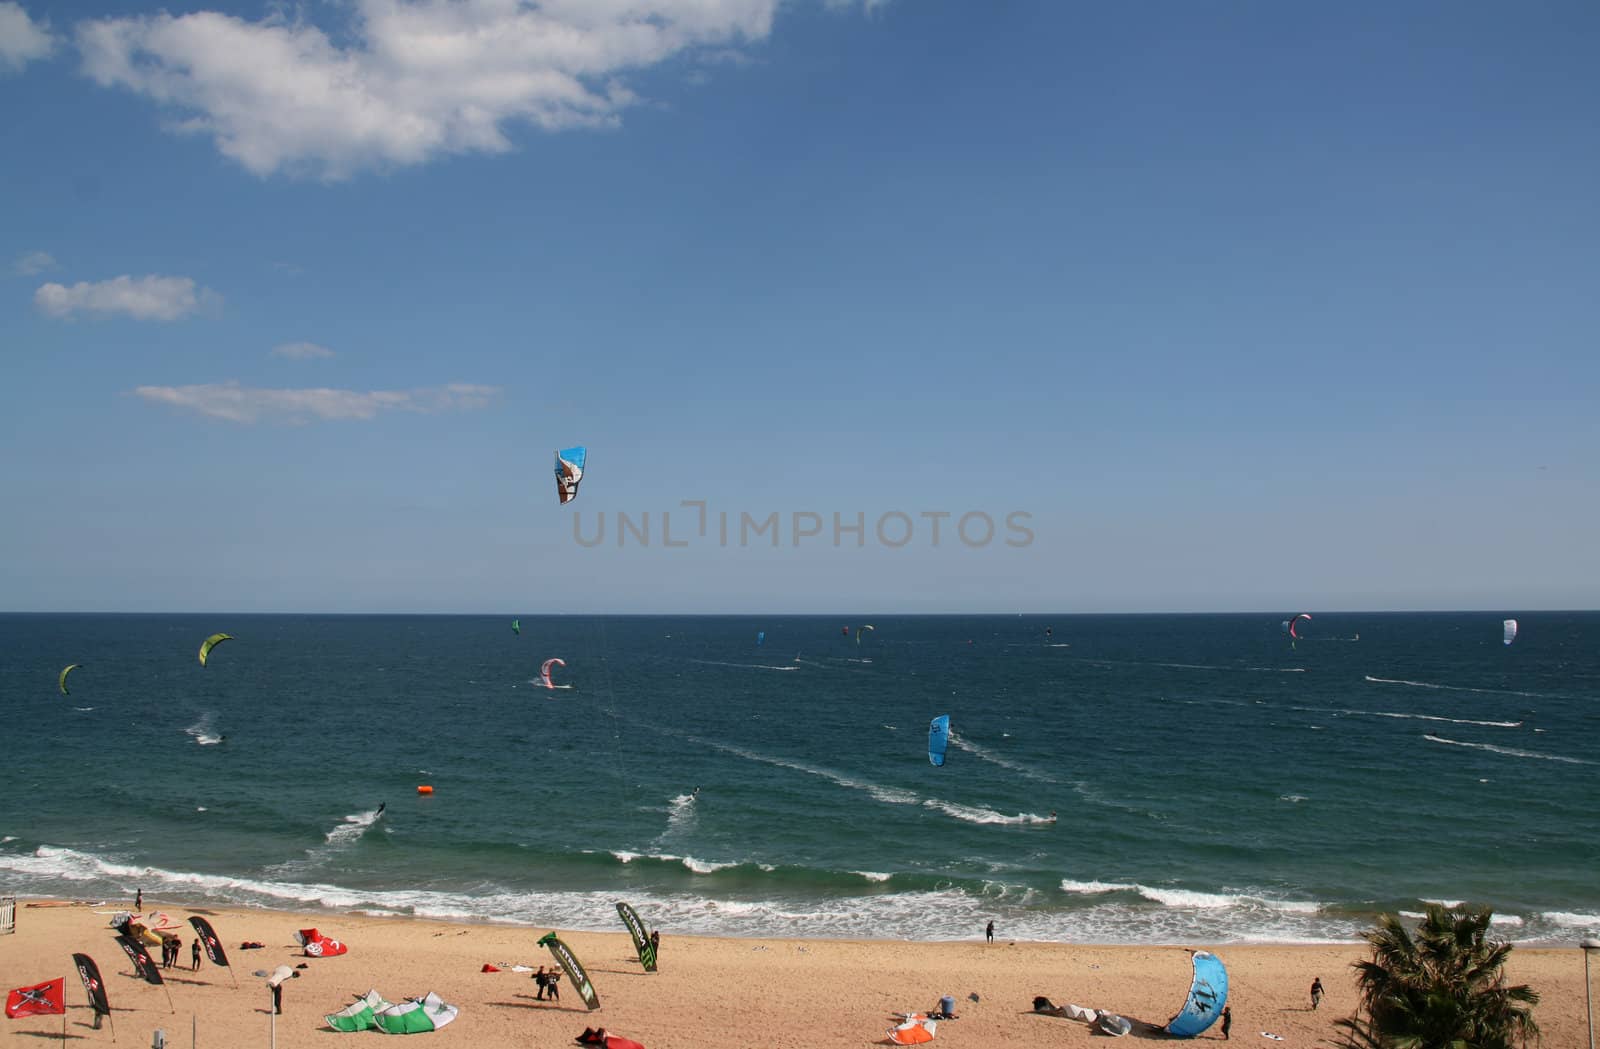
[
  {"x1": 985, "y1": 920, "x2": 995, "y2": 944},
  {"x1": 191, "y1": 936, "x2": 202, "y2": 971},
  {"x1": 1220, "y1": 1006, "x2": 1231, "y2": 1040},
  {"x1": 1310, "y1": 977, "x2": 1324, "y2": 1010}
]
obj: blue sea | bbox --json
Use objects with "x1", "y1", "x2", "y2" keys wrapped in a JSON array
[{"x1": 3, "y1": 612, "x2": 1597, "y2": 945}]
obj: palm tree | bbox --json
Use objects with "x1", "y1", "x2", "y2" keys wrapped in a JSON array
[{"x1": 1336, "y1": 903, "x2": 1540, "y2": 1049}]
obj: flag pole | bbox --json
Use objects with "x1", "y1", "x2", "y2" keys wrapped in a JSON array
[
  {"x1": 107, "y1": 1007, "x2": 117, "y2": 1042},
  {"x1": 163, "y1": 982, "x2": 175, "y2": 1014}
]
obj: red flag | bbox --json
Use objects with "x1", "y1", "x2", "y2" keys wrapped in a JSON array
[{"x1": 5, "y1": 978, "x2": 65, "y2": 1019}]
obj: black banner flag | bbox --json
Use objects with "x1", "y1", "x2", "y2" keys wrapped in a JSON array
[
  {"x1": 71, "y1": 954, "x2": 111, "y2": 1017},
  {"x1": 188, "y1": 916, "x2": 231, "y2": 968},
  {"x1": 114, "y1": 934, "x2": 163, "y2": 985}
]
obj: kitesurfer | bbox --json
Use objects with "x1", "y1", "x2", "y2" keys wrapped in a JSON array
[
  {"x1": 376, "y1": 803, "x2": 386, "y2": 817},
  {"x1": 1221, "y1": 1006, "x2": 1232, "y2": 1040},
  {"x1": 1047, "y1": 811, "x2": 1057, "y2": 822}
]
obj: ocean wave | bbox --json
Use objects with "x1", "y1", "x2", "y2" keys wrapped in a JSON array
[
  {"x1": 687, "y1": 659, "x2": 799, "y2": 672},
  {"x1": 324, "y1": 807, "x2": 385, "y2": 846},
  {"x1": 692, "y1": 738, "x2": 919, "y2": 806},
  {"x1": 1059, "y1": 879, "x2": 1139, "y2": 895},
  {"x1": 922, "y1": 800, "x2": 1053, "y2": 826},
  {"x1": 185, "y1": 712, "x2": 223, "y2": 746},
  {"x1": 1365, "y1": 675, "x2": 1541, "y2": 699},
  {"x1": 1, "y1": 842, "x2": 1586, "y2": 945},
  {"x1": 1423, "y1": 735, "x2": 1592, "y2": 765},
  {"x1": 948, "y1": 734, "x2": 1057, "y2": 783},
  {"x1": 1297, "y1": 705, "x2": 1523, "y2": 729}
]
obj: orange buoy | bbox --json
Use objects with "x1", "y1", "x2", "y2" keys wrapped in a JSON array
[{"x1": 416, "y1": 785, "x2": 434, "y2": 795}]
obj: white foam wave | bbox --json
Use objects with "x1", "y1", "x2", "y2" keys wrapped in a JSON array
[
  {"x1": 921, "y1": 799, "x2": 1051, "y2": 826},
  {"x1": 855, "y1": 871, "x2": 892, "y2": 883},
  {"x1": 3, "y1": 843, "x2": 1583, "y2": 946},
  {"x1": 681, "y1": 856, "x2": 737, "y2": 874},
  {"x1": 1542, "y1": 911, "x2": 1600, "y2": 929},
  {"x1": 1423, "y1": 735, "x2": 1592, "y2": 765},
  {"x1": 687, "y1": 659, "x2": 798, "y2": 672},
  {"x1": 1133, "y1": 886, "x2": 1321, "y2": 914},
  {"x1": 324, "y1": 807, "x2": 384, "y2": 845},
  {"x1": 948, "y1": 734, "x2": 1057, "y2": 783},
  {"x1": 1278, "y1": 795, "x2": 1308, "y2": 803},
  {"x1": 694, "y1": 739, "x2": 919, "y2": 806},
  {"x1": 1365, "y1": 675, "x2": 1539, "y2": 698},
  {"x1": 1307, "y1": 706, "x2": 1523, "y2": 728},
  {"x1": 1059, "y1": 880, "x2": 1139, "y2": 895},
  {"x1": 184, "y1": 712, "x2": 222, "y2": 745}
]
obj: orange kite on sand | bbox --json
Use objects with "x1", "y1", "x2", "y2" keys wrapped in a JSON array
[{"x1": 886, "y1": 1017, "x2": 936, "y2": 1044}]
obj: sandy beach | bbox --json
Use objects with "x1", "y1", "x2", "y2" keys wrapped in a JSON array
[{"x1": 1, "y1": 898, "x2": 1589, "y2": 1048}]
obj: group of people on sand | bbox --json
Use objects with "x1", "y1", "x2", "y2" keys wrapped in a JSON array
[
  {"x1": 160, "y1": 932, "x2": 201, "y2": 971},
  {"x1": 533, "y1": 965, "x2": 563, "y2": 1001}
]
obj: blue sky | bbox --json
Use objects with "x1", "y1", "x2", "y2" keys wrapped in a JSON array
[{"x1": 2, "y1": 0, "x2": 1596, "y2": 614}]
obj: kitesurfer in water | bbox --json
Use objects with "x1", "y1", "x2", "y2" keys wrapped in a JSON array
[
  {"x1": 985, "y1": 920, "x2": 994, "y2": 944},
  {"x1": 376, "y1": 803, "x2": 386, "y2": 817}
]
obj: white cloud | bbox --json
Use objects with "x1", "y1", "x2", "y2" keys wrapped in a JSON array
[
  {"x1": 132, "y1": 381, "x2": 500, "y2": 423},
  {"x1": 72, "y1": 0, "x2": 796, "y2": 179},
  {"x1": 272, "y1": 340, "x2": 334, "y2": 359},
  {"x1": 34, "y1": 274, "x2": 218, "y2": 321},
  {"x1": 0, "y1": 2, "x2": 53, "y2": 72},
  {"x1": 11, "y1": 250, "x2": 56, "y2": 275}
]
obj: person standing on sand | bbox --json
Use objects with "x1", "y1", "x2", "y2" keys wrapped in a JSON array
[
  {"x1": 1310, "y1": 977, "x2": 1324, "y2": 1010},
  {"x1": 534, "y1": 966, "x2": 548, "y2": 1000},
  {"x1": 135, "y1": 888, "x2": 142, "y2": 913},
  {"x1": 191, "y1": 936, "x2": 202, "y2": 971},
  {"x1": 985, "y1": 920, "x2": 995, "y2": 944},
  {"x1": 650, "y1": 929, "x2": 660, "y2": 961},
  {"x1": 1220, "y1": 1006, "x2": 1231, "y2": 1040},
  {"x1": 546, "y1": 969, "x2": 561, "y2": 1002}
]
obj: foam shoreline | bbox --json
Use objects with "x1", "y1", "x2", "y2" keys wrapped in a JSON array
[{"x1": 1, "y1": 896, "x2": 1589, "y2": 1048}]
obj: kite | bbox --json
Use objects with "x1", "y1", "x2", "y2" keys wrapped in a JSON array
[
  {"x1": 58, "y1": 664, "x2": 81, "y2": 695},
  {"x1": 1281, "y1": 614, "x2": 1311, "y2": 640},
  {"x1": 198, "y1": 633, "x2": 233, "y2": 667},
  {"x1": 538, "y1": 658, "x2": 568, "y2": 689},
  {"x1": 512, "y1": 619, "x2": 521, "y2": 635},
  {"x1": 928, "y1": 715, "x2": 950, "y2": 767},
  {"x1": 856, "y1": 624, "x2": 875, "y2": 646},
  {"x1": 1164, "y1": 950, "x2": 1228, "y2": 1037},
  {"x1": 1503, "y1": 619, "x2": 1518, "y2": 646},
  {"x1": 555, "y1": 447, "x2": 587, "y2": 505}
]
